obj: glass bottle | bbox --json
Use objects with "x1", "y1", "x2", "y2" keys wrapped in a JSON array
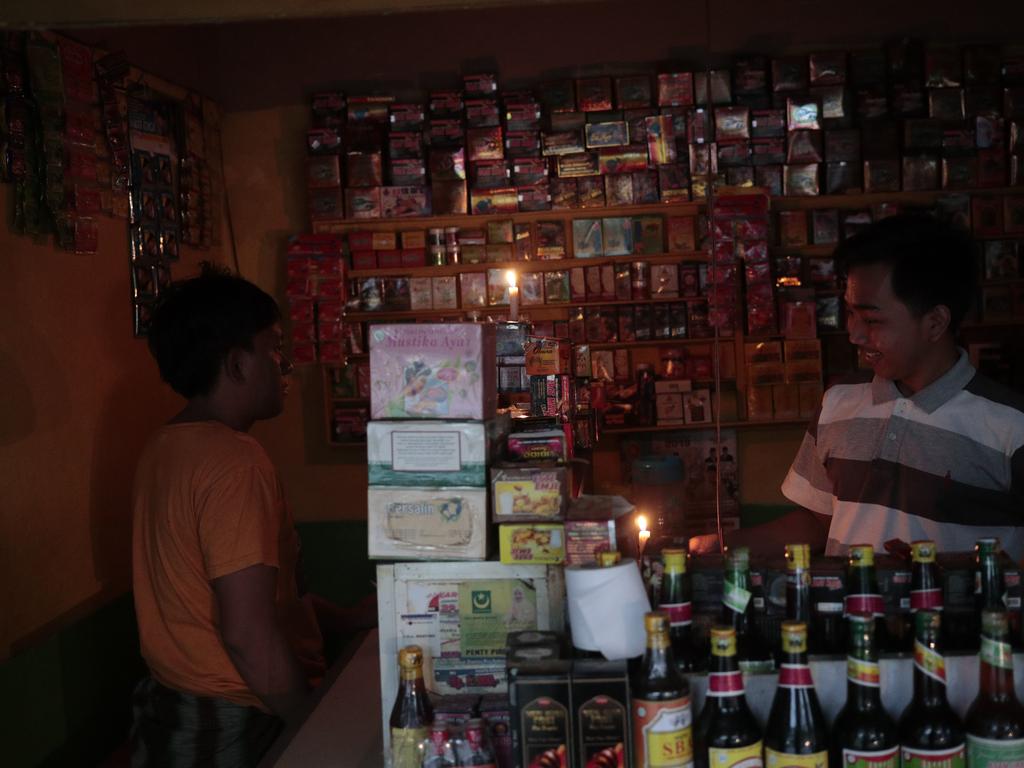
[
  {"x1": 897, "y1": 610, "x2": 965, "y2": 767},
  {"x1": 965, "y1": 610, "x2": 1024, "y2": 766},
  {"x1": 910, "y1": 541, "x2": 943, "y2": 613},
  {"x1": 660, "y1": 548, "x2": 697, "y2": 673},
  {"x1": 419, "y1": 721, "x2": 457, "y2": 768},
  {"x1": 974, "y1": 537, "x2": 1005, "y2": 613},
  {"x1": 830, "y1": 614, "x2": 899, "y2": 768},
  {"x1": 635, "y1": 364, "x2": 656, "y2": 426},
  {"x1": 455, "y1": 718, "x2": 496, "y2": 767},
  {"x1": 722, "y1": 546, "x2": 772, "y2": 673},
  {"x1": 694, "y1": 626, "x2": 762, "y2": 768},
  {"x1": 763, "y1": 621, "x2": 829, "y2": 768},
  {"x1": 391, "y1": 645, "x2": 435, "y2": 768},
  {"x1": 844, "y1": 543, "x2": 887, "y2": 650},
  {"x1": 631, "y1": 611, "x2": 694, "y2": 768},
  {"x1": 785, "y1": 543, "x2": 811, "y2": 624}
]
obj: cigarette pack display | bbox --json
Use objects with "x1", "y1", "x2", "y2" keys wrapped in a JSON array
[
  {"x1": 409, "y1": 277, "x2": 432, "y2": 310},
  {"x1": 505, "y1": 102, "x2": 542, "y2": 132},
  {"x1": 889, "y1": 85, "x2": 926, "y2": 118},
  {"x1": 826, "y1": 161, "x2": 862, "y2": 194},
  {"x1": 577, "y1": 176, "x2": 606, "y2": 208},
  {"x1": 517, "y1": 184, "x2": 551, "y2": 212},
  {"x1": 388, "y1": 132, "x2": 423, "y2": 160},
  {"x1": 465, "y1": 98, "x2": 500, "y2": 129},
  {"x1": 778, "y1": 210, "x2": 808, "y2": 246},
  {"x1": 541, "y1": 130, "x2": 584, "y2": 157},
  {"x1": 425, "y1": 119, "x2": 463, "y2": 148},
  {"x1": 388, "y1": 158, "x2": 427, "y2": 186},
  {"x1": 381, "y1": 186, "x2": 431, "y2": 218},
  {"x1": 572, "y1": 218, "x2": 603, "y2": 258},
  {"x1": 344, "y1": 187, "x2": 381, "y2": 218},
  {"x1": 549, "y1": 178, "x2": 579, "y2": 209},
  {"x1": 368, "y1": 418, "x2": 508, "y2": 487},
  {"x1": 544, "y1": 271, "x2": 570, "y2": 304},
  {"x1": 347, "y1": 95, "x2": 393, "y2": 123},
  {"x1": 368, "y1": 486, "x2": 488, "y2": 560},
  {"x1": 614, "y1": 75, "x2": 652, "y2": 109},
  {"x1": 683, "y1": 389, "x2": 712, "y2": 424},
  {"x1": 505, "y1": 130, "x2": 542, "y2": 159},
  {"x1": 309, "y1": 188, "x2": 346, "y2": 220},
  {"x1": 904, "y1": 118, "x2": 943, "y2": 150},
  {"x1": 511, "y1": 158, "x2": 548, "y2": 187},
  {"x1": 538, "y1": 79, "x2": 576, "y2": 114},
  {"x1": 597, "y1": 147, "x2": 649, "y2": 175},
  {"x1": 750, "y1": 109, "x2": 786, "y2": 138},
  {"x1": 689, "y1": 142, "x2": 718, "y2": 175},
  {"x1": 584, "y1": 122, "x2": 629, "y2": 149},
  {"x1": 556, "y1": 153, "x2": 600, "y2": 178},
  {"x1": 901, "y1": 155, "x2": 939, "y2": 191},
  {"x1": 783, "y1": 163, "x2": 820, "y2": 196},
  {"x1": 307, "y1": 155, "x2": 341, "y2": 188},
  {"x1": 471, "y1": 159, "x2": 511, "y2": 189},
  {"x1": 657, "y1": 72, "x2": 694, "y2": 107},
  {"x1": 577, "y1": 77, "x2": 613, "y2": 112},
  {"x1": 470, "y1": 187, "x2": 518, "y2": 215},
  {"x1": 389, "y1": 103, "x2": 425, "y2": 132},
  {"x1": 383, "y1": 278, "x2": 411, "y2": 311},
  {"x1": 492, "y1": 464, "x2": 568, "y2": 522},
  {"x1": 584, "y1": 266, "x2": 605, "y2": 302},
  {"x1": 598, "y1": 175, "x2": 630, "y2": 207},
  {"x1": 507, "y1": 430, "x2": 568, "y2": 464},
  {"x1": 977, "y1": 148, "x2": 1007, "y2": 188},
  {"x1": 602, "y1": 218, "x2": 634, "y2": 256},
  {"x1": 428, "y1": 90, "x2": 463, "y2": 118},
  {"x1": 369, "y1": 323, "x2": 496, "y2": 419},
  {"x1": 467, "y1": 126, "x2": 504, "y2": 161},
  {"x1": 632, "y1": 170, "x2": 660, "y2": 204},
  {"x1": 499, "y1": 523, "x2": 566, "y2": 564},
  {"x1": 460, "y1": 270, "x2": 487, "y2": 307},
  {"x1": 346, "y1": 151, "x2": 384, "y2": 187}
]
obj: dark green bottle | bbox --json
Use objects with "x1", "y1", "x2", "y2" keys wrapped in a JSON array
[
  {"x1": 897, "y1": 610, "x2": 965, "y2": 767},
  {"x1": 965, "y1": 610, "x2": 1024, "y2": 767},
  {"x1": 693, "y1": 626, "x2": 762, "y2": 768},
  {"x1": 721, "y1": 546, "x2": 772, "y2": 673},
  {"x1": 659, "y1": 548, "x2": 697, "y2": 672},
  {"x1": 763, "y1": 621, "x2": 829, "y2": 768},
  {"x1": 830, "y1": 614, "x2": 899, "y2": 767}
]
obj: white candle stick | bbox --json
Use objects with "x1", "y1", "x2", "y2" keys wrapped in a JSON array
[{"x1": 506, "y1": 269, "x2": 519, "y2": 321}]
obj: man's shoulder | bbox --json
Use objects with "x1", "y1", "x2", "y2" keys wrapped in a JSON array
[
  {"x1": 144, "y1": 423, "x2": 273, "y2": 470},
  {"x1": 963, "y1": 371, "x2": 1024, "y2": 417}
]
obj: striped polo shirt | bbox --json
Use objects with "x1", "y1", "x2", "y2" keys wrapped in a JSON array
[{"x1": 781, "y1": 350, "x2": 1024, "y2": 559}]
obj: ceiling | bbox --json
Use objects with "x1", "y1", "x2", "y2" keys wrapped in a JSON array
[{"x1": 2, "y1": 0, "x2": 598, "y2": 28}]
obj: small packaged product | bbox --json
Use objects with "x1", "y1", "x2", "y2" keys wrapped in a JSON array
[
  {"x1": 550, "y1": 178, "x2": 579, "y2": 209},
  {"x1": 536, "y1": 222, "x2": 567, "y2": 259},
  {"x1": 786, "y1": 130, "x2": 824, "y2": 164},
  {"x1": 778, "y1": 210, "x2": 809, "y2": 246},
  {"x1": 409, "y1": 277, "x2": 433, "y2": 310},
  {"x1": 604, "y1": 174, "x2": 634, "y2": 206},
  {"x1": 783, "y1": 164, "x2": 820, "y2": 196},
  {"x1": 498, "y1": 523, "x2": 565, "y2": 564},
  {"x1": 492, "y1": 464, "x2": 568, "y2": 521},
  {"x1": 787, "y1": 98, "x2": 821, "y2": 131},
  {"x1": 714, "y1": 105, "x2": 751, "y2": 140},
  {"x1": 576, "y1": 77, "x2": 613, "y2": 112},
  {"x1": 577, "y1": 177, "x2": 606, "y2": 208},
  {"x1": 520, "y1": 272, "x2": 545, "y2": 306},
  {"x1": 657, "y1": 72, "x2": 694, "y2": 107},
  {"x1": 433, "y1": 275, "x2": 460, "y2": 309},
  {"x1": 634, "y1": 217, "x2": 664, "y2": 255},
  {"x1": 602, "y1": 217, "x2": 634, "y2": 256},
  {"x1": 544, "y1": 271, "x2": 570, "y2": 304},
  {"x1": 572, "y1": 218, "x2": 604, "y2": 258}
]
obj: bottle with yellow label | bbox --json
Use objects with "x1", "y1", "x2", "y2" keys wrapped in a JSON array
[
  {"x1": 898, "y1": 610, "x2": 964, "y2": 768},
  {"x1": 694, "y1": 626, "x2": 762, "y2": 768},
  {"x1": 830, "y1": 614, "x2": 898, "y2": 768},
  {"x1": 389, "y1": 645, "x2": 434, "y2": 768},
  {"x1": 764, "y1": 622, "x2": 828, "y2": 768},
  {"x1": 632, "y1": 611, "x2": 694, "y2": 768}
]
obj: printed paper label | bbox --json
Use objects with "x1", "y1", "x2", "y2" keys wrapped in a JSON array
[
  {"x1": 840, "y1": 746, "x2": 898, "y2": 767},
  {"x1": 391, "y1": 431, "x2": 462, "y2": 471},
  {"x1": 763, "y1": 748, "x2": 827, "y2": 768},
  {"x1": 661, "y1": 601, "x2": 693, "y2": 627},
  {"x1": 391, "y1": 726, "x2": 429, "y2": 768},
  {"x1": 966, "y1": 735, "x2": 1024, "y2": 768},
  {"x1": 708, "y1": 741, "x2": 763, "y2": 767},
  {"x1": 914, "y1": 640, "x2": 946, "y2": 683},
  {"x1": 633, "y1": 696, "x2": 693, "y2": 768},
  {"x1": 900, "y1": 744, "x2": 965, "y2": 768}
]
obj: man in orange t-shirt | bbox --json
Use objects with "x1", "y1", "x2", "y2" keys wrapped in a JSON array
[{"x1": 131, "y1": 265, "x2": 328, "y2": 767}]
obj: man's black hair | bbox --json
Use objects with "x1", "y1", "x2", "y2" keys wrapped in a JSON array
[
  {"x1": 147, "y1": 262, "x2": 281, "y2": 398},
  {"x1": 834, "y1": 212, "x2": 976, "y2": 334}
]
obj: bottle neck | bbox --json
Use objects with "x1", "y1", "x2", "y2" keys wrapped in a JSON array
[
  {"x1": 848, "y1": 565, "x2": 878, "y2": 593},
  {"x1": 848, "y1": 633, "x2": 882, "y2": 708},
  {"x1": 977, "y1": 557, "x2": 1004, "y2": 609},
  {"x1": 911, "y1": 562, "x2": 943, "y2": 611},
  {"x1": 778, "y1": 649, "x2": 814, "y2": 689},
  {"x1": 912, "y1": 636, "x2": 949, "y2": 707},
  {"x1": 979, "y1": 634, "x2": 1018, "y2": 703}
]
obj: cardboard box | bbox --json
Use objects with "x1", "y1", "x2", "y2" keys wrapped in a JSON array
[
  {"x1": 524, "y1": 337, "x2": 573, "y2": 376},
  {"x1": 565, "y1": 520, "x2": 618, "y2": 566},
  {"x1": 369, "y1": 323, "x2": 497, "y2": 419},
  {"x1": 507, "y1": 430, "x2": 568, "y2": 463},
  {"x1": 571, "y1": 659, "x2": 631, "y2": 767},
  {"x1": 368, "y1": 486, "x2": 488, "y2": 560},
  {"x1": 499, "y1": 523, "x2": 566, "y2": 564},
  {"x1": 367, "y1": 419, "x2": 508, "y2": 487},
  {"x1": 492, "y1": 464, "x2": 569, "y2": 521}
]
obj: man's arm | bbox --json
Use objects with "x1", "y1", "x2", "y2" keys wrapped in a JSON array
[
  {"x1": 690, "y1": 507, "x2": 831, "y2": 556},
  {"x1": 213, "y1": 564, "x2": 309, "y2": 723}
]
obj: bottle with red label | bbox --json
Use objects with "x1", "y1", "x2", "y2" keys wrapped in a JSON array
[
  {"x1": 763, "y1": 621, "x2": 828, "y2": 768},
  {"x1": 897, "y1": 610, "x2": 965, "y2": 768},
  {"x1": 843, "y1": 544, "x2": 888, "y2": 650},
  {"x1": 631, "y1": 611, "x2": 694, "y2": 768},
  {"x1": 694, "y1": 626, "x2": 762, "y2": 768},
  {"x1": 660, "y1": 548, "x2": 697, "y2": 672},
  {"x1": 830, "y1": 614, "x2": 899, "y2": 768}
]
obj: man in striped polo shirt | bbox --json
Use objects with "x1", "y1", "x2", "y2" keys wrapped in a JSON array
[{"x1": 696, "y1": 214, "x2": 1024, "y2": 559}]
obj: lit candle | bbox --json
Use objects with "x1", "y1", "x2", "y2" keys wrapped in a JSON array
[
  {"x1": 636, "y1": 513, "x2": 650, "y2": 555},
  {"x1": 506, "y1": 269, "x2": 519, "y2": 321}
]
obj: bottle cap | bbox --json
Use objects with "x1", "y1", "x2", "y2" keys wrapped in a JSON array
[
  {"x1": 911, "y1": 540, "x2": 937, "y2": 563},
  {"x1": 643, "y1": 611, "x2": 670, "y2": 634},
  {"x1": 976, "y1": 537, "x2": 1001, "y2": 557},
  {"x1": 848, "y1": 544, "x2": 875, "y2": 566},
  {"x1": 597, "y1": 550, "x2": 622, "y2": 567},
  {"x1": 726, "y1": 545, "x2": 750, "y2": 567},
  {"x1": 710, "y1": 625, "x2": 737, "y2": 656},
  {"x1": 398, "y1": 645, "x2": 424, "y2": 668},
  {"x1": 785, "y1": 543, "x2": 810, "y2": 569},
  {"x1": 780, "y1": 621, "x2": 808, "y2": 653}
]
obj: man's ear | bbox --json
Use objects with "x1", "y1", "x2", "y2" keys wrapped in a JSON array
[
  {"x1": 924, "y1": 304, "x2": 952, "y2": 341},
  {"x1": 223, "y1": 346, "x2": 248, "y2": 384}
]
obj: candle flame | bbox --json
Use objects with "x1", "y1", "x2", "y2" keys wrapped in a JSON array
[
  {"x1": 505, "y1": 269, "x2": 517, "y2": 288},
  {"x1": 636, "y1": 514, "x2": 648, "y2": 532}
]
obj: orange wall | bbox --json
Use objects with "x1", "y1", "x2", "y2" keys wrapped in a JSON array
[{"x1": 0, "y1": 184, "x2": 223, "y2": 657}]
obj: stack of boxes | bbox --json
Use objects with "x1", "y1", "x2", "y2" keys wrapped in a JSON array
[
  {"x1": 745, "y1": 338, "x2": 823, "y2": 421},
  {"x1": 283, "y1": 234, "x2": 347, "y2": 365}
]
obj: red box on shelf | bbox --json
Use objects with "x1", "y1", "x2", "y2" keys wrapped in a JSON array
[
  {"x1": 351, "y1": 250, "x2": 377, "y2": 270},
  {"x1": 401, "y1": 248, "x2": 427, "y2": 267},
  {"x1": 376, "y1": 249, "x2": 402, "y2": 268}
]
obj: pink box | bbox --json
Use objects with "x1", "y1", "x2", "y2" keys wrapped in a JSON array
[{"x1": 369, "y1": 323, "x2": 497, "y2": 419}]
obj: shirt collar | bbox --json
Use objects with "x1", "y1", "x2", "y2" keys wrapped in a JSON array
[{"x1": 870, "y1": 348, "x2": 975, "y2": 413}]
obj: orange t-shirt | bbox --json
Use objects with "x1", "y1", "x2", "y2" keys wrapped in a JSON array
[{"x1": 132, "y1": 421, "x2": 325, "y2": 710}]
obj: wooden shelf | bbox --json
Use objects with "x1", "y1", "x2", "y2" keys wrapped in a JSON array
[
  {"x1": 769, "y1": 187, "x2": 1023, "y2": 211},
  {"x1": 346, "y1": 295, "x2": 709, "y2": 321},
  {"x1": 348, "y1": 251, "x2": 707, "y2": 279},
  {"x1": 603, "y1": 418, "x2": 808, "y2": 435},
  {"x1": 313, "y1": 201, "x2": 704, "y2": 232},
  {"x1": 589, "y1": 337, "x2": 728, "y2": 350}
]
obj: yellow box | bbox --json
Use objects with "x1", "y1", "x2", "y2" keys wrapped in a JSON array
[{"x1": 498, "y1": 523, "x2": 565, "y2": 565}]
